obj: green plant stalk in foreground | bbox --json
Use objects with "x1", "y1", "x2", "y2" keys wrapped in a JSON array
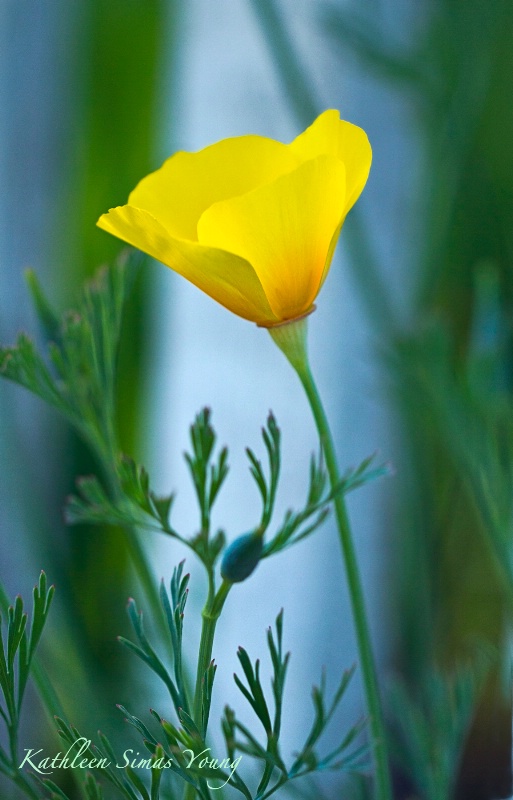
[
  {"x1": 184, "y1": 578, "x2": 231, "y2": 800},
  {"x1": 269, "y1": 316, "x2": 392, "y2": 800},
  {"x1": 192, "y1": 578, "x2": 232, "y2": 732}
]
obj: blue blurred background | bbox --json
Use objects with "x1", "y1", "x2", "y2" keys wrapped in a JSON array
[{"x1": 1, "y1": 2, "x2": 512, "y2": 799}]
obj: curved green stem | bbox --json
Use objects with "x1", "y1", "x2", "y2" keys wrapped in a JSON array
[
  {"x1": 13, "y1": 771, "x2": 39, "y2": 800},
  {"x1": 125, "y1": 526, "x2": 172, "y2": 641},
  {"x1": 99, "y1": 450, "x2": 180, "y2": 665},
  {"x1": 269, "y1": 318, "x2": 392, "y2": 800}
]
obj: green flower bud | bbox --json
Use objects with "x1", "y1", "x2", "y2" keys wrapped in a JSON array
[{"x1": 221, "y1": 532, "x2": 263, "y2": 583}]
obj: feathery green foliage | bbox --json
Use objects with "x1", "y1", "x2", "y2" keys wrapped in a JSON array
[
  {"x1": 40, "y1": 604, "x2": 365, "y2": 800},
  {"x1": 1, "y1": 258, "x2": 389, "y2": 799},
  {"x1": 0, "y1": 574, "x2": 54, "y2": 799},
  {"x1": 388, "y1": 665, "x2": 486, "y2": 800}
]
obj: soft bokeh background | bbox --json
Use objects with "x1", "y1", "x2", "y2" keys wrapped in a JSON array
[{"x1": 1, "y1": 2, "x2": 512, "y2": 799}]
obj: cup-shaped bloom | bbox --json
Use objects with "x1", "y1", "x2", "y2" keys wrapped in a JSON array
[{"x1": 97, "y1": 110, "x2": 371, "y2": 326}]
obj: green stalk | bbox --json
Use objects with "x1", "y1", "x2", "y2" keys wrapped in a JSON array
[
  {"x1": 268, "y1": 317, "x2": 392, "y2": 800},
  {"x1": 184, "y1": 578, "x2": 231, "y2": 800},
  {"x1": 192, "y1": 615, "x2": 217, "y2": 731},
  {"x1": 192, "y1": 578, "x2": 231, "y2": 731}
]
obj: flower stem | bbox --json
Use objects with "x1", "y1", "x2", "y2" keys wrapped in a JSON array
[{"x1": 268, "y1": 319, "x2": 392, "y2": 800}]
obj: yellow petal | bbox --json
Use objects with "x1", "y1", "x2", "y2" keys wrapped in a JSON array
[
  {"x1": 289, "y1": 109, "x2": 371, "y2": 213},
  {"x1": 97, "y1": 205, "x2": 279, "y2": 324},
  {"x1": 197, "y1": 155, "x2": 346, "y2": 322},
  {"x1": 128, "y1": 136, "x2": 300, "y2": 242}
]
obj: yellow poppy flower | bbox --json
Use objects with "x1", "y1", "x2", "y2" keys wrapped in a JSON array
[{"x1": 97, "y1": 109, "x2": 371, "y2": 326}]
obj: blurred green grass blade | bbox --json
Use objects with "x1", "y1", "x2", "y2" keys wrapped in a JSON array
[
  {"x1": 247, "y1": 0, "x2": 318, "y2": 126},
  {"x1": 56, "y1": 0, "x2": 172, "y2": 278},
  {"x1": 26, "y1": 0, "x2": 179, "y2": 734},
  {"x1": 321, "y1": 4, "x2": 428, "y2": 88}
]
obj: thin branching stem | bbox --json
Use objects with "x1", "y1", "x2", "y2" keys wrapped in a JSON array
[{"x1": 98, "y1": 444, "x2": 180, "y2": 667}]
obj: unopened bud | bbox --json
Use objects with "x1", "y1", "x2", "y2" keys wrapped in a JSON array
[{"x1": 221, "y1": 532, "x2": 263, "y2": 583}]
